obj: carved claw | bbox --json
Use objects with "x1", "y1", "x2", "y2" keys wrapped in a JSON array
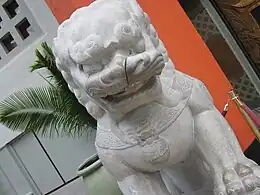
[
  {"x1": 243, "y1": 177, "x2": 258, "y2": 192},
  {"x1": 214, "y1": 186, "x2": 228, "y2": 195},
  {"x1": 236, "y1": 164, "x2": 254, "y2": 177},
  {"x1": 214, "y1": 163, "x2": 260, "y2": 195},
  {"x1": 226, "y1": 182, "x2": 245, "y2": 195}
]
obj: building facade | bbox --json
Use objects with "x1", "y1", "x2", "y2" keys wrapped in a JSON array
[{"x1": 0, "y1": 0, "x2": 259, "y2": 194}]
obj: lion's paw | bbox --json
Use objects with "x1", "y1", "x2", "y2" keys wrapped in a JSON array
[{"x1": 214, "y1": 163, "x2": 260, "y2": 195}]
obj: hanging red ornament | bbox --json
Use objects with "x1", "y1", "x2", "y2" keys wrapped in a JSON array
[{"x1": 222, "y1": 101, "x2": 229, "y2": 117}]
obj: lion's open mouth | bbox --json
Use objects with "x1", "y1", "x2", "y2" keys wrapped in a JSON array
[{"x1": 103, "y1": 76, "x2": 157, "y2": 103}]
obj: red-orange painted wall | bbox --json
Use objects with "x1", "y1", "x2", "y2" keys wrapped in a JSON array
[{"x1": 45, "y1": 0, "x2": 255, "y2": 150}]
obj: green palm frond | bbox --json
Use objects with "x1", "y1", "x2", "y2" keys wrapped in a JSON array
[
  {"x1": 0, "y1": 86, "x2": 94, "y2": 137},
  {"x1": 0, "y1": 42, "x2": 97, "y2": 138},
  {"x1": 31, "y1": 42, "x2": 66, "y2": 89}
]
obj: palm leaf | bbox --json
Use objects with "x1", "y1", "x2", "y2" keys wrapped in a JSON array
[
  {"x1": 34, "y1": 42, "x2": 96, "y2": 128},
  {"x1": 0, "y1": 42, "x2": 97, "y2": 138},
  {"x1": 0, "y1": 86, "x2": 95, "y2": 138},
  {"x1": 31, "y1": 42, "x2": 65, "y2": 88},
  {"x1": 31, "y1": 42, "x2": 96, "y2": 125}
]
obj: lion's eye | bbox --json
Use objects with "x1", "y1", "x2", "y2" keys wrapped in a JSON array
[
  {"x1": 122, "y1": 26, "x2": 132, "y2": 34},
  {"x1": 84, "y1": 39, "x2": 102, "y2": 54},
  {"x1": 85, "y1": 41, "x2": 95, "y2": 49},
  {"x1": 114, "y1": 23, "x2": 134, "y2": 43},
  {"x1": 70, "y1": 34, "x2": 104, "y2": 64},
  {"x1": 134, "y1": 39, "x2": 145, "y2": 53},
  {"x1": 80, "y1": 63, "x2": 104, "y2": 76},
  {"x1": 128, "y1": 19, "x2": 142, "y2": 38}
]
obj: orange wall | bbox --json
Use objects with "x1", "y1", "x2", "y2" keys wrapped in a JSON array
[{"x1": 45, "y1": 0, "x2": 255, "y2": 150}]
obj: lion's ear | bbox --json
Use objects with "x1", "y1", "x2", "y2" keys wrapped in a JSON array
[
  {"x1": 54, "y1": 37, "x2": 105, "y2": 121},
  {"x1": 57, "y1": 61, "x2": 105, "y2": 120}
]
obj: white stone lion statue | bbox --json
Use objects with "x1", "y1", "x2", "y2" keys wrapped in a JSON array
[{"x1": 53, "y1": 0, "x2": 260, "y2": 194}]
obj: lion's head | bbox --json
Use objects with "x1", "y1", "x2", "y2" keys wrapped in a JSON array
[{"x1": 53, "y1": 0, "x2": 170, "y2": 120}]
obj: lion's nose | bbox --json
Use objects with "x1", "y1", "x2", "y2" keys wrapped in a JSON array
[{"x1": 125, "y1": 53, "x2": 150, "y2": 76}]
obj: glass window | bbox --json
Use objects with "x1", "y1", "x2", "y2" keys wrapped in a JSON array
[{"x1": 179, "y1": 0, "x2": 260, "y2": 111}]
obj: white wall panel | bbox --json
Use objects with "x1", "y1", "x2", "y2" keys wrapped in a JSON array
[
  {"x1": 0, "y1": 165, "x2": 17, "y2": 195},
  {"x1": 12, "y1": 134, "x2": 63, "y2": 194},
  {"x1": 39, "y1": 133, "x2": 96, "y2": 181},
  {"x1": 0, "y1": 147, "x2": 33, "y2": 195}
]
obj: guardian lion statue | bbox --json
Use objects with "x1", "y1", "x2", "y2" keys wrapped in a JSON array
[{"x1": 53, "y1": 0, "x2": 260, "y2": 194}]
